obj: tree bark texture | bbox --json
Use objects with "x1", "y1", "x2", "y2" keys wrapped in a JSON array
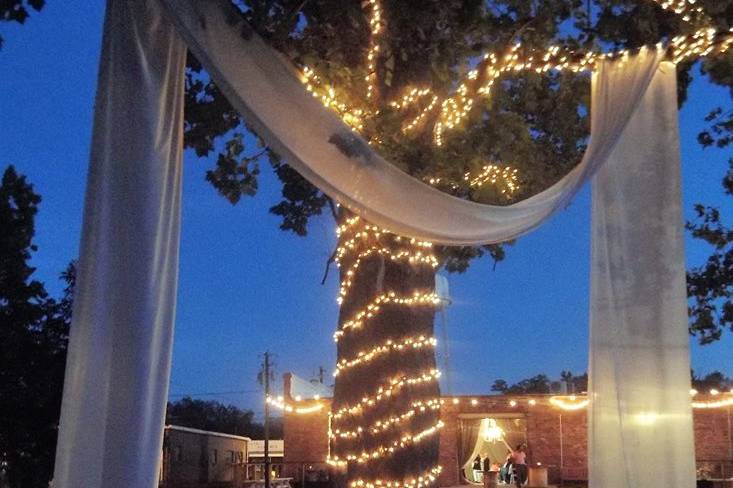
[{"x1": 329, "y1": 214, "x2": 442, "y2": 488}]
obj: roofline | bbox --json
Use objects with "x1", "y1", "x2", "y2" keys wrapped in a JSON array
[
  {"x1": 284, "y1": 393, "x2": 589, "y2": 401},
  {"x1": 165, "y1": 425, "x2": 251, "y2": 442}
]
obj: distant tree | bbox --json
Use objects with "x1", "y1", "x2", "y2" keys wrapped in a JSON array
[
  {"x1": 165, "y1": 397, "x2": 282, "y2": 439},
  {"x1": 673, "y1": 2, "x2": 733, "y2": 345},
  {"x1": 490, "y1": 379, "x2": 509, "y2": 393},
  {"x1": 687, "y1": 157, "x2": 733, "y2": 344},
  {"x1": 560, "y1": 370, "x2": 588, "y2": 393},
  {"x1": 491, "y1": 374, "x2": 552, "y2": 394},
  {"x1": 0, "y1": 166, "x2": 72, "y2": 488},
  {"x1": 0, "y1": 0, "x2": 45, "y2": 49},
  {"x1": 493, "y1": 371, "x2": 588, "y2": 394},
  {"x1": 691, "y1": 370, "x2": 733, "y2": 392}
]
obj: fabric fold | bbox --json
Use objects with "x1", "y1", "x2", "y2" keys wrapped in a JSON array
[
  {"x1": 52, "y1": 0, "x2": 186, "y2": 486},
  {"x1": 589, "y1": 63, "x2": 696, "y2": 488},
  {"x1": 159, "y1": 0, "x2": 664, "y2": 245}
]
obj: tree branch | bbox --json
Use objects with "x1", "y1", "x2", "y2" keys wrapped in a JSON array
[{"x1": 321, "y1": 247, "x2": 338, "y2": 285}]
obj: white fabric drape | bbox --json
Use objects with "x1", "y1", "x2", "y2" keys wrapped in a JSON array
[
  {"x1": 158, "y1": 0, "x2": 665, "y2": 246},
  {"x1": 52, "y1": 0, "x2": 186, "y2": 486},
  {"x1": 52, "y1": 1, "x2": 694, "y2": 487},
  {"x1": 589, "y1": 64, "x2": 696, "y2": 488}
]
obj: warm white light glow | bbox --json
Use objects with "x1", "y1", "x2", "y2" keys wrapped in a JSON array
[
  {"x1": 334, "y1": 336, "x2": 437, "y2": 376},
  {"x1": 550, "y1": 396, "x2": 590, "y2": 411},
  {"x1": 481, "y1": 418, "x2": 505, "y2": 443},
  {"x1": 634, "y1": 411, "x2": 659, "y2": 426},
  {"x1": 348, "y1": 466, "x2": 443, "y2": 488},
  {"x1": 266, "y1": 396, "x2": 324, "y2": 414},
  {"x1": 330, "y1": 369, "x2": 442, "y2": 420},
  {"x1": 692, "y1": 396, "x2": 733, "y2": 409}
]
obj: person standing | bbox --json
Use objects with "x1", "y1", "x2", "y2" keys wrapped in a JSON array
[
  {"x1": 500, "y1": 450, "x2": 513, "y2": 484},
  {"x1": 482, "y1": 453, "x2": 498, "y2": 488},
  {"x1": 482, "y1": 454, "x2": 491, "y2": 473},
  {"x1": 472, "y1": 455, "x2": 483, "y2": 482},
  {"x1": 510, "y1": 444, "x2": 528, "y2": 487},
  {"x1": 500, "y1": 439, "x2": 528, "y2": 487}
]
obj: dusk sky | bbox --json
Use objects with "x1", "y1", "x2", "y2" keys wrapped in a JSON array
[{"x1": 2, "y1": 1, "x2": 731, "y2": 419}]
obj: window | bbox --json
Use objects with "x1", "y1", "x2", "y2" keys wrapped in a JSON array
[
  {"x1": 174, "y1": 445, "x2": 183, "y2": 462},
  {"x1": 210, "y1": 449, "x2": 218, "y2": 466}
]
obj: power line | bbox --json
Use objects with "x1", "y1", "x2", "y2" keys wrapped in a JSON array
[{"x1": 168, "y1": 389, "x2": 261, "y2": 398}]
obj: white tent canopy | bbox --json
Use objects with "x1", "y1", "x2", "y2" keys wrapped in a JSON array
[{"x1": 52, "y1": 0, "x2": 695, "y2": 487}]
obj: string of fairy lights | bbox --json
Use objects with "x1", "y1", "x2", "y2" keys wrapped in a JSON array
[
  {"x1": 330, "y1": 399, "x2": 443, "y2": 440},
  {"x1": 333, "y1": 290, "x2": 440, "y2": 342},
  {"x1": 327, "y1": 420, "x2": 445, "y2": 466},
  {"x1": 336, "y1": 247, "x2": 439, "y2": 305},
  {"x1": 334, "y1": 336, "x2": 438, "y2": 377},
  {"x1": 269, "y1": 390, "x2": 733, "y2": 414},
  {"x1": 301, "y1": 0, "x2": 733, "y2": 148},
  {"x1": 349, "y1": 466, "x2": 444, "y2": 488},
  {"x1": 293, "y1": 2, "x2": 733, "y2": 488},
  {"x1": 328, "y1": 213, "x2": 444, "y2": 487},
  {"x1": 330, "y1": 369, "x2": 442, "y2": 421},
  {"x1": 658, "y1": 0, "x2": 707, "y2": 22}
]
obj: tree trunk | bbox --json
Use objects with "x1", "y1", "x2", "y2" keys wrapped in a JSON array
[{"x1": 329, "y1": 213, "x2": 442, "y2": 488}]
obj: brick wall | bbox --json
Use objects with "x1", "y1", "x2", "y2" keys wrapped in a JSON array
[
  {"x1": 283, "y1": 396, "x2": 732, "y2": 486},
  {"x1": 694, "y1": 407, "x2": 733, "y2": 479},
  {"x1": 282, "y1": 399, "x2": 332, "y2": 481}
]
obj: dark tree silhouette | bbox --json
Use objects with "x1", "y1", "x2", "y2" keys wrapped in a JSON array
[
  {"x1": 0, "y1": 166, "x2": 73, "y2": 488},
  {"x1": 165, "y1": 397, "x2": 281, "y2": 439}
]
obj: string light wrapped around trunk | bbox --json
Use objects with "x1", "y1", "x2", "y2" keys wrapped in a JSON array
[{"x1": 330, "y1": 216, "x2": 442, "y2": 488}]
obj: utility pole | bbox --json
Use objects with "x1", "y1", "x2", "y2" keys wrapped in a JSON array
[{"x1": 263, "y1": 352, "x2": 272, "y2": 488}]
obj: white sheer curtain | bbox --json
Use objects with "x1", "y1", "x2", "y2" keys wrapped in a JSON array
[
  {"x1": 52, "y1": 0, "x2": 695, "y2": 487},
  {"x1": 589, "y1": 63, "x2": 696, "y2": 488},
  {"x1": 52, "y1": 0, "x2": 185, "y2": 487},
  {"x1": 159, "y1": 0, "x2": 665, "y2": 245}
]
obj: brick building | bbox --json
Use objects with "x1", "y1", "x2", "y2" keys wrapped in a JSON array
[{"x1": 282, "y1": 393, "x2": 733, "y2": 486}]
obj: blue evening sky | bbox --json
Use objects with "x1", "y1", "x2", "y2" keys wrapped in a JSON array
[{"x1": 1, "y1": 1, "x2": 730, "y2": 418}]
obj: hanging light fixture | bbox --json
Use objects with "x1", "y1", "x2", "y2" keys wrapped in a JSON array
[{"x1": 482, "y1": 418, "x2": 505, "y2": 443}]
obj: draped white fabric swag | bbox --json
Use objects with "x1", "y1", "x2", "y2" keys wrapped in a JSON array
[
  {"x1": 52, "y1": 0, "x2": 696, "y2": 487},
  {"x1": 589, "y1": 64, "x2": 695, "y2": 487}
]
